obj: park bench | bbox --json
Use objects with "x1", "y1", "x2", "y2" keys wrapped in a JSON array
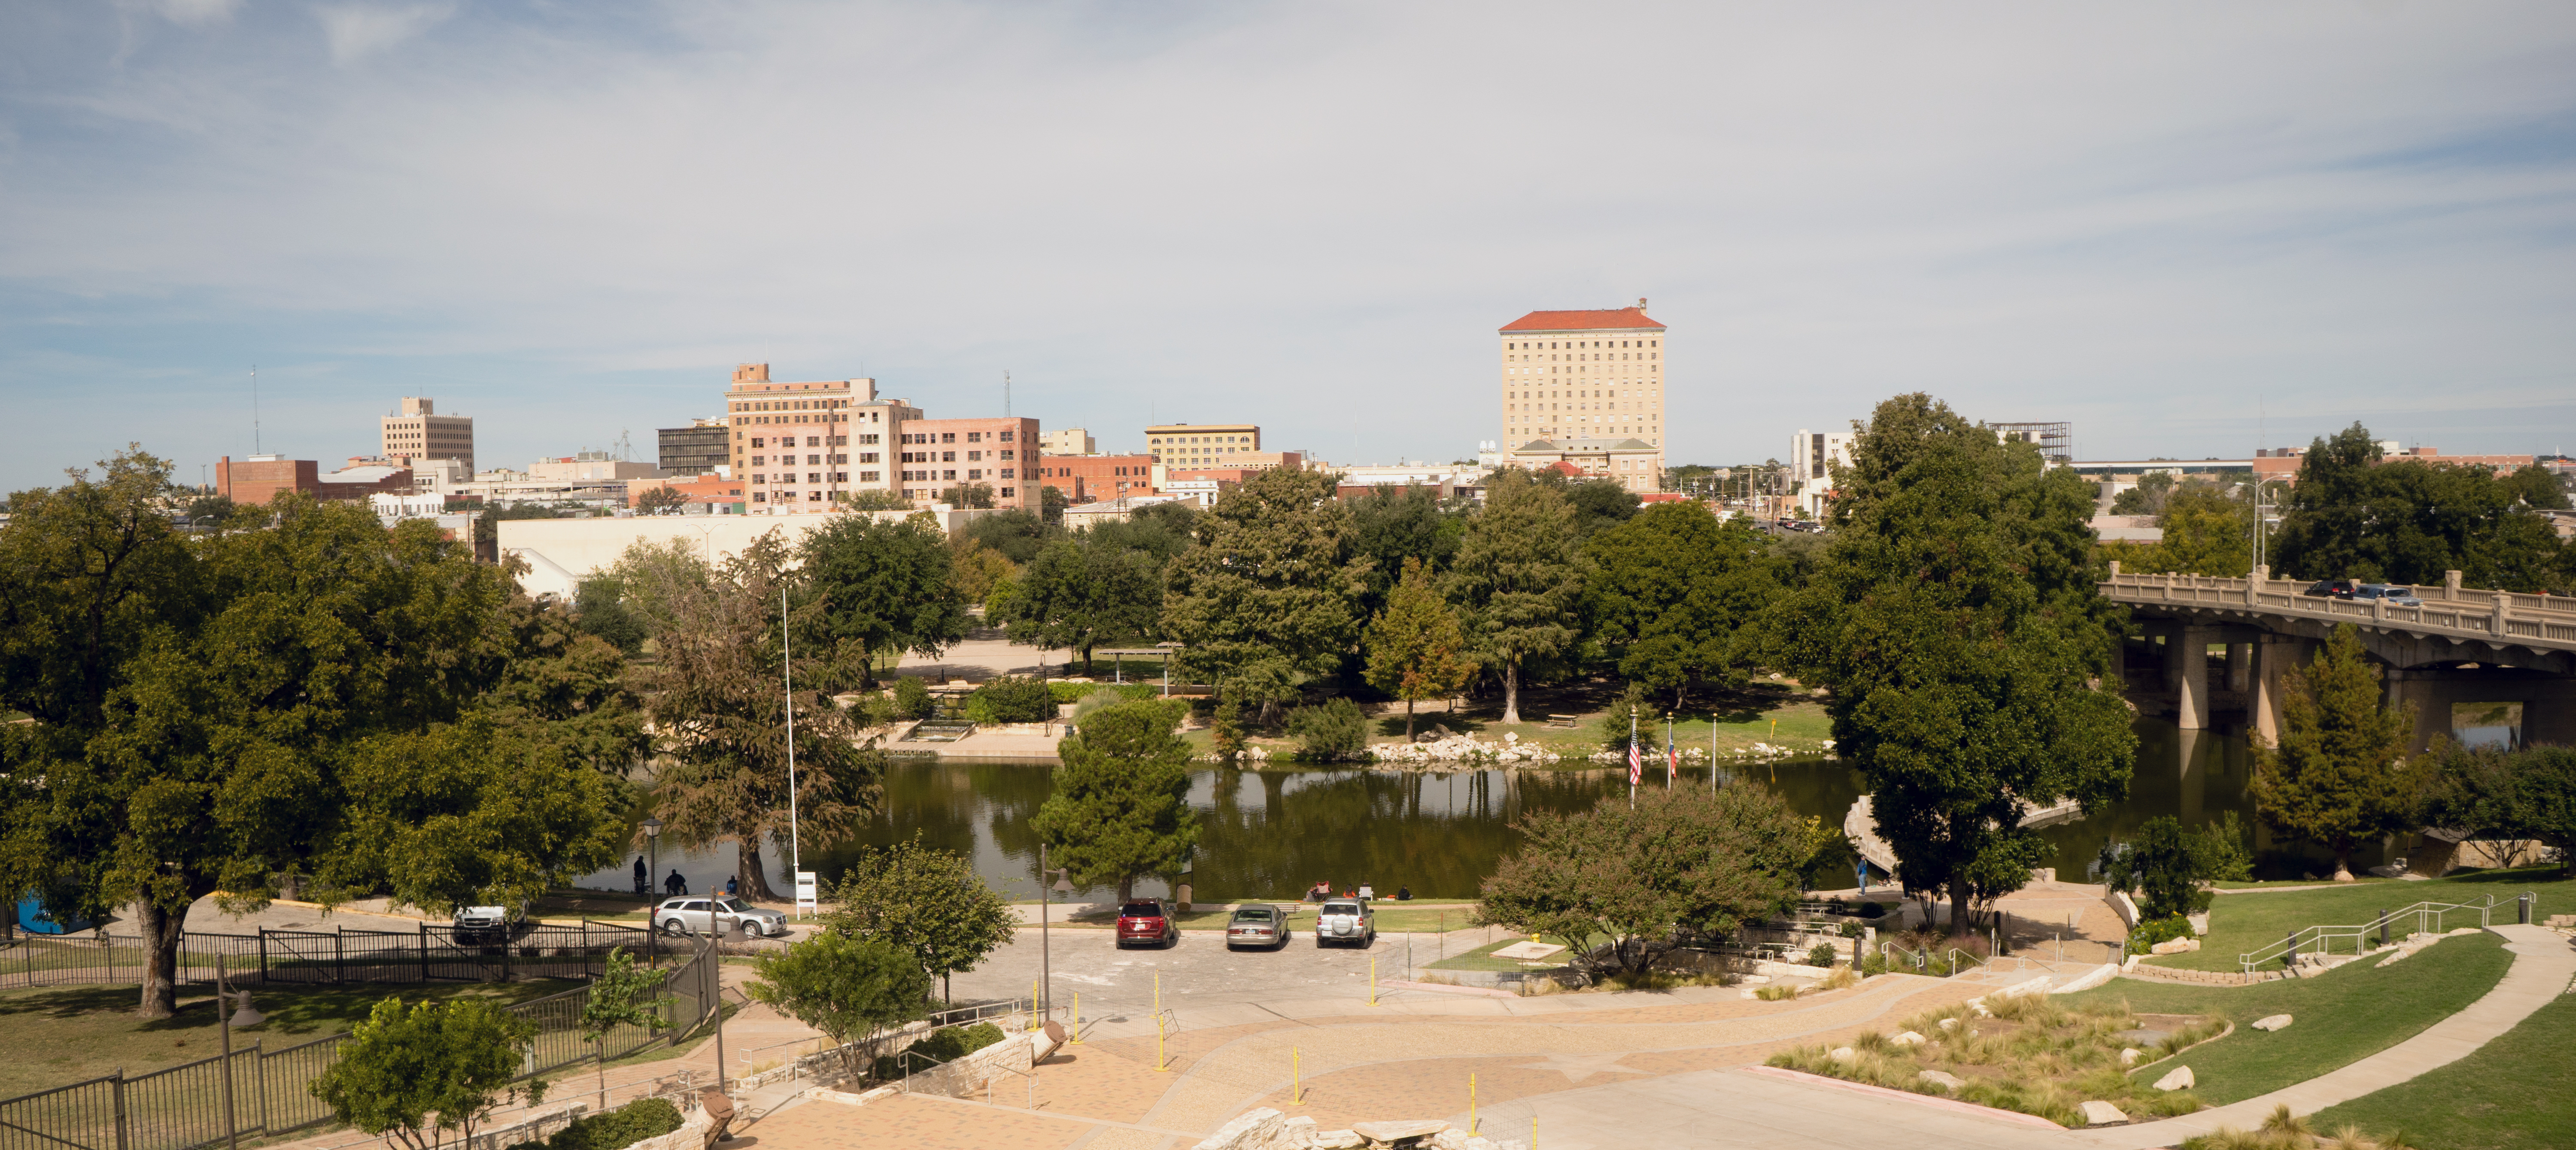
[{"x1": 1544, "y1": 714, "x2": 1581, "y2": 728}]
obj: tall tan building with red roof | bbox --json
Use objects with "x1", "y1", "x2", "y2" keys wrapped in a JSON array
[{"x1": 1497, "y1": 301, "x2": 1667, "y2": 491}]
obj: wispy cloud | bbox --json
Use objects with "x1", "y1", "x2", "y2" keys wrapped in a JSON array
[
  {"x1": 314, "y1": 2, "x2": 452, "y2": 66},
  {"x1": 0, "y1": 2, "x2": 2572, "y2": 489}
]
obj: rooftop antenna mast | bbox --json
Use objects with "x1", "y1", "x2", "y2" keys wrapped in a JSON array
[
  {"x1": 1004, "y1": 371, "x2": 1012, "y2": 418},
  {"x1": 251, "y1": 365, "x2": 261, "y2": 455}
]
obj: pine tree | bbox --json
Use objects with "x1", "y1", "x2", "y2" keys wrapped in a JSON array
[
  {"x1": 1364, "y1": 556, "x2": 1473, "y2": 740},
  {"x1": 1447, "y1": 468, "x2": 1589, "y2": 725},
  {"x1": 2254, "y1": 624, "x2": 2424, "y2": 881},
  {"x1": 1031, "y1": 700, "x2": 1200, "y2": 902}
]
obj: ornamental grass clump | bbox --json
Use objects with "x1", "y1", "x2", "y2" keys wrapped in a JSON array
[{"x1": 1769, "y1": 992, "x2": 2211, "y2": 1124}]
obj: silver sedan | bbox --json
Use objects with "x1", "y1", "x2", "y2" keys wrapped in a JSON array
[{"x1": 654, "y1": 895, "x2": 790, "y2": 938}]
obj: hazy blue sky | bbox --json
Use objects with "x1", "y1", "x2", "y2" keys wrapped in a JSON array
[{"x1": 4, "y1": 2, "x2": 2573, "y2": 492}]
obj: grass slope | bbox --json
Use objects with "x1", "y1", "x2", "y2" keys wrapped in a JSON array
[
  {"x1": 2147, "y1": 867, "x2": 2570, "y2": 973},
  {"x1": 0, "y1": 979, "x2": 579, "y2": 1100},
  {"x1": 2309, "y1": 987, "x2": 2576, "y2": 1150},
  {"x1": 2061, "y1": 931, "x2": 2512, "y2": 1104}
]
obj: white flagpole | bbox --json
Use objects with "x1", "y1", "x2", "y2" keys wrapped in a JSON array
[{"x1": 784, "y1": 586, "x2": 800, "y2": 883}]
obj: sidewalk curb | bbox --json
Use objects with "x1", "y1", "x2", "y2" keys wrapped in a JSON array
[{"x1": 1737, "y1": 1065, "x2": 2066, "y2": 1130}]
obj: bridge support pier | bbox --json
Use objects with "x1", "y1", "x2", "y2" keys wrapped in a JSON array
[
  {"x1": 2251, "y1": 634, "x2": 2313, "y2": 749},
  {"x1": 2226, "y1": 643, "x2": 2251, "y2": 692},
  {"x1": 2172, "y1": 625, "x2": 2215, "y2": 730}
]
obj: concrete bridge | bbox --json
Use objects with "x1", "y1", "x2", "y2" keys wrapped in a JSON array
[{"x1": 2102, "y1": 567, "x2": 2576, "y2": 751}]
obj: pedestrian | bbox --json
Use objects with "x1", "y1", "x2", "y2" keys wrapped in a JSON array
[
  {"x1": 632, "y1": 856, "x2": 648, "y2": 896},
  {"x1": 725, "y1": 875, "x2": 740, "y2": 897}
]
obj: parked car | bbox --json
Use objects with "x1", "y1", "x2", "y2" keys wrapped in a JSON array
[
  {"x1": 452, "y1": 905, "x2": 513, "y2": 945},
  {"x1": 2356, "y1": 583, "x2": 2424, "y2": 607},
  {"x1": 1116, "y1": 900, "x2": 1177, "y2": 949},
  {"x1": 654, "y1": 895, "x2": 789, "y2": 938},
  {"x1": 1315, "y1": 900, "x2": 1375, "y2": 948},
  {"x1": 1224, "y1": 905, "x2": 1291, "y2": 950},
  {"x1": 2302, "y1": 579, "x2": 2363, "y2": 599}
]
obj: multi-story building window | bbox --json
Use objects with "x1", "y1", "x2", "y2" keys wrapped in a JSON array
[{"x1": 1497, "y1": 302, "x2": 1667, "y2": 493}]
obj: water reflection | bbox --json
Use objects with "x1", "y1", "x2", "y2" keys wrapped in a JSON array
[{"x1": 580, "y1": 716, "x2": 2385, "y2": 901}]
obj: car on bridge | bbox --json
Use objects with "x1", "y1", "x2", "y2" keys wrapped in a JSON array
[
  {"x1": 2357, "y1": 583, "x2": 2424, "y2": 607},
  {"x1": 2302, "y1": 578, "x2": 2363, "y2": 600}
]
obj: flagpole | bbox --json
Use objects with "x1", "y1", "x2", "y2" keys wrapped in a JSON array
[
  {"x1": 1665, "y1": 713, "x2": 1674, "y2": 790},
  {"x1": 1628, "y1": 709, "x2": 1637, "y2": 808},
  {"x1": 784, "y1": 586, "x2": 800, "y2": 886}
]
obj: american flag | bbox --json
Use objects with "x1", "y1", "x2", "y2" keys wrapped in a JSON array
[{"x1": 1627, "y1": 738, "x2": 1642, "y2": 787}]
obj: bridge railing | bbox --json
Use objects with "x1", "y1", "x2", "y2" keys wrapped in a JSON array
[{"x1": 2100, "y1": 572, "x2": 2576, "y2": 649}]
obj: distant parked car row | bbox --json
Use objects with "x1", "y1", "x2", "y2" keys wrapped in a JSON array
[
  {"x1": 2301, "y1": 579, "x2": 2423, "y2": 607},
  {"x1": 1114, "y1": 898, "x2": 1379, "y2": 951}
]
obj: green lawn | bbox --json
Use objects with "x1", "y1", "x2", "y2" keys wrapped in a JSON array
[
  {"x1": 2061, "y1": 931, "x2": 2512, "y2": 1104},
  {"x1": 2146, "y1": 867, "x2": 2570, "y2": 973},
  {"x1": 1179, "y1": 695, "x2": 1835, "y2": 764},
  {"x1": 0, "y1": 978, "x2": 580, "y2": 1101},
  {"x1": 2310, "y1": 985, "x2": 2576, "y2": 1150}
]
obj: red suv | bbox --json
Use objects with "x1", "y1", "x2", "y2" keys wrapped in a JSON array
[{"x1": 1115, "y1": 900, "x2": 1177, "y2": 949}]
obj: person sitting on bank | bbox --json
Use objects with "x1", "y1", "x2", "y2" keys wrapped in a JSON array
[
  {"x1": 1307, "y1": 881, "x2": 1331, "y2": 902},
  {"x1": 1357, "y1": 882, "x2": 1376, "y2": 901},
  {"x1": 665, "y1": 870, "x2": 688, "y2": 896},
  {"x1": 1395, "y1": 885, "x2": 1413, "y2": 901}
]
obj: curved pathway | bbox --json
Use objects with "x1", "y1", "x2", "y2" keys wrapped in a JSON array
[{"x1": 2066, "y1": 923, "x2": 2576, "y2": 1147}]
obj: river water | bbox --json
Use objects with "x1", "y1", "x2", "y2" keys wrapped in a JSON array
[{"x1": 587, "y1": 716, "x2": 2391, "y2": 902}]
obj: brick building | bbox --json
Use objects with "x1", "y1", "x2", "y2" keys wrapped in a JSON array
[
  {"x1": 1033, "y1": 453, "x2": 1157, "y2": 504},
  {"x1": 217, "y1": 455, "x2": 414, "y2": 507},
  {"x1": 893, "y1": 417, "x2": 1042, "y2": 510}
]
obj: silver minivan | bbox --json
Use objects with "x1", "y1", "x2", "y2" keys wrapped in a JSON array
[
  {"x1": 1314, "y1": 900, "x2": 1375, "y2": 948},
  {"x1": 654, "y1": 895, "x2": 789, "y2": 938}
]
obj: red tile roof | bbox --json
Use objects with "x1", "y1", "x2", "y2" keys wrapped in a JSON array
[{"x1": 1499, "y1": 306, "x2": 1664, "y2": 333}]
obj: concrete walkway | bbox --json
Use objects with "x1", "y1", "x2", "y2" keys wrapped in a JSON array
[{"x1": 2067, "y1": 923, "x2": 2576, "y2": 1147}]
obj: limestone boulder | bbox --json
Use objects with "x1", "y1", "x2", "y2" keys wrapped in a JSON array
[
  {"x1": 1937, "y1": 1017, "x2": 1958, "y2": 1032},
  {"x1": 2252, "y1": 1014, "x2": 2293, "y2": 1032},
  {"x1": 1191, "y1": 1108, "x2": 1285, "y2": 1150},
  {"x1": 2118, "y1": 1048, "x2": 2142, "y2": 1067},
  {"x1": 1917, "y1": 1070, "x2": 1965, "y2": 1091},
  {"x1": 1310, "y1": 1132, "x2": 1364, "y2": 1150},
  {"x1": 1350, "y1": 1119, "x2": 1449, "y2": 1145},
  {"x1": 1829, "y1": 1047, "x2": 1856, "y2": 1062},
  {"x1": 2154, "y1": 1066, "x2": 2196, "y2": 1092},
  {"x1": 1890, "y1": 1031, "x2": 1926, "y2": 1047},
  {"x1": 2078, "y1": 1100, "x2": 2130, "y2": 1126}
]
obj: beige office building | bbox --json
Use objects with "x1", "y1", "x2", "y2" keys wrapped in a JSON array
[
  {"x1": 722, "y1": 363, "x2": 920, "y2": 514},
  {"x1": 1146, "y1": 424, "x2": 1261, "y2": 466},
  {"x1": 381, "y1": 397, "x2": 476, "y2": 471},
  {"x1": 1498, "y1": 302, "x2": 1666, "y2": 490}
]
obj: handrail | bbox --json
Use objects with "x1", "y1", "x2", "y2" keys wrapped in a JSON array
[{"x1": 2235, "y1": 898, "x2": 2515, "y2": 973}]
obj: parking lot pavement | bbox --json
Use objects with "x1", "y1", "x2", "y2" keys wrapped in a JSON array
[{"x1": 946, "y1": 922, "x2": 1498, "y2": 1020}]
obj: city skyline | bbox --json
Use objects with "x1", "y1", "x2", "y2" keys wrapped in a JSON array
[{"x1": 4, "y1": 4, "x2": 2574, "y2": 494}]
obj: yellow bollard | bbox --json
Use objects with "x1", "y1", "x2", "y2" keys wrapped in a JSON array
[
  {"x1": 1069, "y1": 992, "x2": 1083, "y2": 1044},
  {"x1": 1532, "y1": 1114, "x2": 1538, "y2": 1149},
  {"x1": 1030, "y1": 979, "x2": 1042, "y2": 1031},
  {"x1": 1469, "y1": 1072, "x2": 1478, "y2": 1135},
  {"x1": 1368, "y1": 954, "x2": 1378, "y2": 1006},
  {"x1": 1291, "y1": 1047, "x2": 1304, "y2": 1105}
]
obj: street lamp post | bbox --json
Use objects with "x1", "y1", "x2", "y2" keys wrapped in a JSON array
[
  {"x1": 1038, "y1": 844, "x2": 1072, "y2": 1021},
  {"x1": 641, "y1": 816, "x2": 663, "y2": 964},
  {"x1": 215, "y1": 954, "x2": 264, "y2": 1150}
]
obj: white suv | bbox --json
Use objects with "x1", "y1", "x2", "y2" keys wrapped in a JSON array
[{"x1": 1315, "y1": 900, "x2": 1375, "y2": 948}]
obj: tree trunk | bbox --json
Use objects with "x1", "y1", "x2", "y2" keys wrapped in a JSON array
[
  {"x1": 1948, "y1": 887, "x2": 1970, "y2": 944},
  {"x1": 135, "y1": 898, "x2": 185, "y2": 1020},
  {"x1": 1501, "y1": 663, "x2": 1522, "y2": 725},
  {"x1": 2331, "y1": 846, "x2": 2355, "y2": 883},
  {"x1": 1118, "y1": 874, "x2": 1135, "y2": 903},
  {"x1": 740, "y1": 835, "x2": 782, "y2": 903},
  {"x1": 1405, "y1": 698, "x2": 1415, "y2": 740}
]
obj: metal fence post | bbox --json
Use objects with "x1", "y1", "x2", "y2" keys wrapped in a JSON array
[
  {"x1": 419, "y1": 922, "x2": 429, "y2": 983},
  {"x1": 257, "y1": 1039, "x2": 270, "y2": 1138},
  {"x1": 112, "y1": 1066, "x2": 129, "y2": 1150},
  {"x1": 257, "y1": 929, "x2": 268, "y2": 982},
  {"x1": 335, "y1": 931, "x2": 346, "y2": 984}
]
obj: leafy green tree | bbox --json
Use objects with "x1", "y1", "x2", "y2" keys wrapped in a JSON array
[
  {"x1": 1347, "y1": 485, "x2": 1461, "y2": 622},
  {"x1": 1082, "y1": 501, "x2": 1198, "y2": 562},
  {"x1": 1031, "y1": 700, "x2": 1199, "y2": 901},
  {"x1": 575, "y1": 947, "x2": 671, "y2": 1111},
  {"x1": 635, "y1": 532, "x2": 886, "y2": 900},
  {"x1": 893, "y1": 675, "x2": 934, "y2": 721},
  {"x1": 1001, "y1": 539, "x2": 1160, "y2": 672},
  {"x1": 1285, "y1": 697, "x2": 1370, "y2": 761},
  {"x1": 2104, "y1": 482, "x2": 2253, "y2": 577},
  {"x1": 825, "y1": 834, "x2": 1017, "y2": 1001},
  {"x1": 1447, "y1": 468, "x2": 1590, "y2": 724},
  {"x1": 957, "y1": 508, "x2": 1057, "y2": 564},
  {"x1": 1595, "y1": 681, "x2": 1652, "y2": 753},
  {"x1": 939, "y1": 482, "x2": 997, "y2": 509},
  {"x1": 182, "y1": 492, "x2": 239, "y2": 530},
  {"x1": 1762, "y1": 394, "x2": 2136, "y2": 931},
  {"x1": 2108, "y1": 471, "x2": 2176, "y2": 516},
  {"x1": 1583, "y1": 501, "x2": 1779, "y2": 707},
  {"x1": 0, "y1": 452, "x2": 623, "y2": 1019},
  {"x1": 2253, "y1": 624, "x2": 2427, "y2": 881},
  {"x1": 1039, "y1": 483, "x2": 1069, "y2": 526},
  {"x1": 802, "y1": 513, "x2": 969, "y2": 688},
  {"x1": 307, "y1": 996, "x2": 545, "y2": 1150},
  {"x1": 1363, "y1": 557, "x2": 1474, "y2": 739},
  {"x1": 633, "y1": 486, "x2": 689, "y2": 515},
  {"x1": 948, "y1": 540, "x2": 1019, "y2": 607},
  {"x1": 842, "y1": 490, "x2": 914, "y2": 511},
  {"x1": 316, "y1": 719, "x2": 629, "y2": 915},
  {"x1": 2098, "y1": 813, "x2": 2252, "y2": 919},
  {"x1": 1476, "y1": 785, "x2": 1806, "y2": 977},
  {"x1": 474, "y1": 594, "x2": 653, "y2": 776},
  {"x1": 744, "y1": 931, "x2": 931, "y2": 1077},
  {"x1": 1162, "y1": 467, "x2": 1370, "y2": 722},
  {"x1": 2421, "y1": 743, "x2": 2576, "y2": 878},
  {"x1": 573, "y1": 572, "x2": 648, "y2": 654},
  {"x1": 2272, "y1": 423, "x2": 2570, "y2": 591}
]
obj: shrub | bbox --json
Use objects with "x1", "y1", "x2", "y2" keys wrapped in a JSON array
[
  {"x1": 871, "y1": 1023, "x2": 1009, "y2": 1080},
  {"x1": 893, "y1": 677, "x2": 933, "y2": 721},
  {"x1": 972, "y1": 676, "x2": 1056, "y2": 724},
  {"x1": 1049, "y1": 682, "x2": 1159, "y2": 704},
  {"x1": 2126, "y1": 914, "x2": 2194, "y2": 956},
  {"x1": 1285, "y1": 698, "x2": 1369, "y2": 761},
  {"x1": 1838, "y1": 921, "x2": 1865, "y2": 938},
  {"x1": 1855, "y1": 901, "x2": 1885, "y2": 919},
  {"x1": 504, "y1": 1098, "x2": 682, "y2": 1150},
  {"x1": 1596, "y1": 682, "x2": 1653, "y2": 751},
  {"x1": 1211, "y1": 699, "x2": 1247, "y2": 759},
  {"x1": 1806, "y1": 943, "x2": 1839, "y2": 967}
]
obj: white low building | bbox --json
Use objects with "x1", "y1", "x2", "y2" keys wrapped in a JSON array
[{"x1": 499, "y1": 507, "x2": 993, "y2": 599}]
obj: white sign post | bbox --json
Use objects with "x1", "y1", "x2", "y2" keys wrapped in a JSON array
[{"x1": 795, "y1": 871, "x2": 818, "y2": 919}]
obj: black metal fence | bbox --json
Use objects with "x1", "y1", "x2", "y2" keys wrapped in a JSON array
[
  {"x1": 0, "y1": 921, "x2": 655, "y2": 992},
  {"x1": 0, "y1": 933, "x2": 714, "y2": 1150}
]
